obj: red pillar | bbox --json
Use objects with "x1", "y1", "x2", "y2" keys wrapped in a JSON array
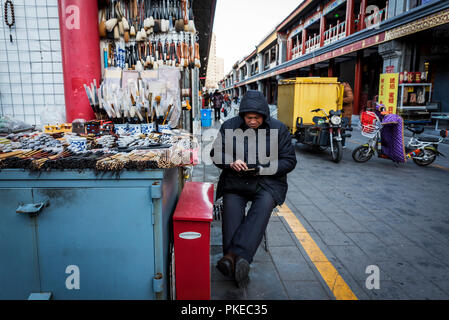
[
  {"x1": 353, "y1": 51, "x2": 363, "y2": 115},
  {"x1": 320, "y1": 14, "x2": 326, "y2": 47},
  {"x1": 301, "y1": 29, "x2": 307, "y2": 55},
  {"x1": 328, "y1": 59, "x2": 335, "y2": 77},
  {"x1": 287, "y1": 37, "x2": 293, "y2": 61},
  {"x1": 58, "y1": 0, "x2": 101, "y2": 122},
  {"x1": 345, "y1": 0, "x2": 355, "y2": 36},
  {"x1": 360, "y1": 0, "x2": 367, "y2": 31}
]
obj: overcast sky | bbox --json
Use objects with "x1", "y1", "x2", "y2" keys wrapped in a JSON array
[{"x1": 213, "y1": 0, "x2": 303, "y2": 73}]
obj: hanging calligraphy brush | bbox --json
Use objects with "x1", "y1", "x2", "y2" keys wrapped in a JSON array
[
  {"x1": 195, "y1": 41, "x2": 201, "y2": 69},
  {"x1": 153, "y1": 41, "x2": 159, "y2": 69},
  {"x1": 189, "y1": 39, "x2": 194, "y2": 69},
  {"x1": 122, "y1": 0, "x2": 130, "y2": 31},
  {"x1": 168, "y1": 0, "x2": 174, "y2": 32},
  {"x1": 161, "y1": 0, "x2": 169, "y2": 33},
  {"x1": 106, "y1": 0, "x2": 118, "y2": 33},
  {"x1": 130, "y1": 0, "x2": 137, "y2": 37},
  {"x1": 116, "y1": 1, "x2": 124, "y2": 35},
  {"x1": 183, "y1": 39, "x2": 189, "y2": 68},
  {"x1": 99, "y1": 9, "x2": 107, "y2": 38},
  {"x1": 188, "y1": 0, "x2": 195, "y2": 33},
  {"x1": 175, "y1": 1, "x2": 184, "y2": 32},
  {"x1": 181, "y1": 0, "x2": 188, "y2": 26},
  {"x1": 153, "y1": 2, "x2": 161, "y2": 33}
]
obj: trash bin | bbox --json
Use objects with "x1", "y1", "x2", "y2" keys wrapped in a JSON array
[
  {"x1": 173, "y1": 182, "x2": 214, "y2": 300},
  {"x1": 201, "y1": 109, "x2": 213, "y2": 127},
  {"x1": 277, "y1": 77, "x2": 344, "y2": 132}
]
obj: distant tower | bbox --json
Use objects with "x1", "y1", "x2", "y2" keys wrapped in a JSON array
[{"x1": 206, "y1": 33, "x2": 224, "y2": 90}]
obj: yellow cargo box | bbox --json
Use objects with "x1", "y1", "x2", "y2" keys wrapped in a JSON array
[{"x1": 278, "y1": 77, "x2": 344, "y2": 132}]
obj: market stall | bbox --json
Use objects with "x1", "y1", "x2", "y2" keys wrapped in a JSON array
[{"x1": 0, "y1": 0, "x2": 216, "y2": 300}]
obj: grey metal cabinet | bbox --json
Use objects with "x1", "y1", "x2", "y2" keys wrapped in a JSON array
[{"x1": 0, "y1": 168, "x2": 182, "y2": 300}]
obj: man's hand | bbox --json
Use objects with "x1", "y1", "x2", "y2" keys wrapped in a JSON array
[{"x1": 230, "y1": 160, "x2": 248, "y2": 172}]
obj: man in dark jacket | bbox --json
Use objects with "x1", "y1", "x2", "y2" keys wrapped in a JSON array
[
  {"x1": 211, "y1": 90, "x2": 297, "y2": 288},
  {"x1": 212, "y1": 90, "x2": 224, "y2": 121}
]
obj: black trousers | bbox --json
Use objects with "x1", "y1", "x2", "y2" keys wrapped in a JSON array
[
  {"x1": 214, "y1": 108, "x2": 221, "y2": 121},
  {"x1": 222, "y1": 188, "x2": 276, "y2": 263}
]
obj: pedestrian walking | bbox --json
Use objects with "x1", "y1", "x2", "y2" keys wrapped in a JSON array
[
  {"x1": 210, "y1": 90, "x2": 297, "y2": 288},
  {"x1": 342, "y1": 82, "x2": 354, "y2": 126},
  {"x1": 212, "y1": 90, "x2": 224, "y2": 121},
  {"x1": 203, "y1": 91, "x2": 210, "y2": 109}
]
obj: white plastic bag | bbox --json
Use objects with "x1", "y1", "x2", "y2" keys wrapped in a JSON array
[{"x1": 39, "y1": 105, "x2": 66, "y2": 128}]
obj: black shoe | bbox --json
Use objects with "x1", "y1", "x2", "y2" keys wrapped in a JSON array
[
  {"x1": 217, "y1": 256, "x2": 234, "y2": 278},
  {"x1": 234, "y1": 256, "x2": 250, "y2": 288}
]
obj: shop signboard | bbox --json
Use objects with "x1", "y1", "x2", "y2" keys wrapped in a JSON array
[
  {"x1": 379, "y1": 73, "x2": 399, "y2": 114},
  {"x1": 323, "y1": 0, "x2": 346, "y2": 16}
]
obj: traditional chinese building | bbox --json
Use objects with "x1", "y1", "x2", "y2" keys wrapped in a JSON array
[{"x1": 220, "y1": 0, "x2": 449, "y2": 122}]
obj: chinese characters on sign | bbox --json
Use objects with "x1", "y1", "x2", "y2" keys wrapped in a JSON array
[{"x1": 379, "y1": 73, "x2": 399, "y2": 114}]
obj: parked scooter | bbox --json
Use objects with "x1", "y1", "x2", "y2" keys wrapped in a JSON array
[
  {"x1": 352, "y1": 108, "x2": 446, "y2": 166},
  {"x1": 295, "y1": 108, "x2": 353, "y2": 163}
]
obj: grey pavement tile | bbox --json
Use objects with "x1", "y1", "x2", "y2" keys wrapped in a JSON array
[
  {"x1": 385, "y1": 220, "x2": 449, "y2": 249},
  {"x1": 395, "y1": 278, "x2": 449, "y2": 300},
  {"x1": 300, "y1": 188, "x2": 327, "y2": 200},
  {"x1": 270, "y1": 246, "x2": 318, "y2": 281},
  {"x1": 253, "y1": 245, "x2": 272, "y2": 263},
  {"x1": 327, "y1": 212, "x2": 369, "y2": 233},
  {"x1": 420, "y1": 243, "x2": 449, "y2": 268},
  {"x1": 245, "y1": 261, "x2": 289, "y2": 300},
  {"x1": 358, "y1": 220, "x2": 415, "y2": 246},
  {"x1": 377, "y1": 260, "x2": 422, "y2": 283},
  {"x1": 211, "y1": 281, "x2": 246, "y2": 300},
  {"x1": 287, "y1": 194, "x2": 316, "y2": 208},
  {"x1": 283, "y1": 281, "x2": 331, "y2": 300},
  {"x1": 335, "y1": 198, "x2": 367, "y2": 209},
  {"x1": 210, "y1": 222, "x2": 223, "y2": 246},
  {"x1": 435, "y1": 281, "x2": 449, "y2": 296},
  {"x1": 408, "y1": 260, "x2": 449, "y2": 282},
  {"x1": 290, "y1": 204, "x2": 330, "y2": 222},
  {"x1": 266, "y1": 221, "x2": 296, "y2": 247},
  {"x1": 328, "y1": 245, "x2": 378, "y2": 281},
  {"x1": 308, "y1": 199, "x2": 346, "y2": 215},
  {"x1": 428, "y1": 224, "x2": 449, "y2": 244},
  {"x1": 389, "y1": 245, "x2": 449, "y2": 282},
  {"x1": 357, "y1": 280, "x2": 411, "y2": 300},
  {"x1": 345, "y1": 232, "x2": 398, "y2": 262},
  {"x1": 307, "y1": 221, "x2": 354, "y2": 246},
  {"x1": 379, "y1": 210, "x2": 409, "y2": 226},
  {"x1": 343, "y1": 206, "x2": 378, "y2": 222}
]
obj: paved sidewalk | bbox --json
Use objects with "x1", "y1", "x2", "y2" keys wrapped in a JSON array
[{"x1": 193, "y1": 120, "x2": 449, "y2": 300}]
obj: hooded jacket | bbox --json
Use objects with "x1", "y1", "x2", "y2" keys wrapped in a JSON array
[{"x1": 211, "y1": 90, "x2": 297, "y2": 205}]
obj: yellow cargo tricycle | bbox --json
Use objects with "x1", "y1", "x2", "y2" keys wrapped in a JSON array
[{"x1": 278, "y1": 77, "x2": 353, "y2": 163}]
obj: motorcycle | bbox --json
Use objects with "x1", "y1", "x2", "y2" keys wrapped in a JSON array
[
  {"x1": 352, "y1": 109, "x2": 446, "y2": 166},
  {"x1": 295, "y1": 108, "x2": 353, "y2": 163}
]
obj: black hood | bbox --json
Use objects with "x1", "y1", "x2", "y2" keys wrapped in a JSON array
[{"x1": 239, "y1": 90, "x2": 270, "y2": 119}]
